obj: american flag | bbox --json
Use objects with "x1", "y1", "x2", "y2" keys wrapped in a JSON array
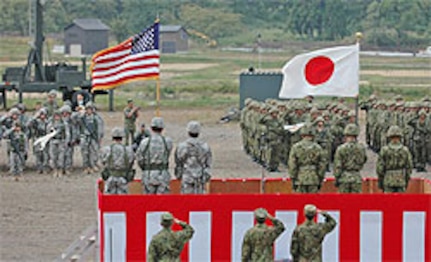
[{"x1": 91, "y1": 22, "x2": 160, "y2": 91}]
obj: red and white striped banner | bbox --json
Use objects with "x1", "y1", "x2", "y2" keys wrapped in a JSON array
[{"x1": 98, "y1": 189, "x2": 431, "y2": 261}]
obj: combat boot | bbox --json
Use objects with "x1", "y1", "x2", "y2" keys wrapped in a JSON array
[
  {"x1": 85, "y1": 167, "x2": 92, "y2": 174},
  {"x1": 52, "y1": 169, "x2": 58, "y2": 178}
]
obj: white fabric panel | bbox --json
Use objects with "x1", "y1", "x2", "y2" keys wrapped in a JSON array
[
  {"x1": 403, "y1": 212, "x2": 425, "y2": 262},
  {"x1": 360, "y1": 211, "x2": 382, "y2": 262},
  {"x1": 318, "y1": 211, "x2": 340, "y2": 262},
  {"x1": 145, "y1": 212, "x2": 165, "y2": 253},
  {"x1": 189, "y1": 211, "x2": 212, "y2": 262},
  {"x1": 103, "y1": 212, "x2": 126, "y2": 262},
  {"x1": 232, "y1": 211, "x2": 254, "y2": 262},
  {"x1": 275, "y1": 211, "x2": 297, "y2": 261}
]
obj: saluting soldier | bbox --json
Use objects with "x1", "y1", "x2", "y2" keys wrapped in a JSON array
[
  {"x1": 147, "y1": 213, "x2": 194, "y2": 262},
  {"x1": 124, "y1": 98, "x2": 140, "y2": 146},
  {"x1": 291, "y1": 204, "x2": 337, "y2": 262},
  {"x1": 242, "y1": 208, "x2": 285, "y2": 262}
]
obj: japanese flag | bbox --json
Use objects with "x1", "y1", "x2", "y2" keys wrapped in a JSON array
[{"x1": 279, "y1": 44, "x2": 359, "y2": 98}]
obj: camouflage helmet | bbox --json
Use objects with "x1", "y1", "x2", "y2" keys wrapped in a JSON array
[
  {"x1": 85, "y1": 102, "x2": 95, "y2": 109},
  {"x1": 16, "y1": 103, "x2": 26, "y2": 111},
  {"x1": 111, "y1": 127, "x2": 125, "y2": 138},
  {"x1": 9, "y1": 108, "x2": 20, "y2": 115},
  {"x1": 344, "y1": 124, "x2": 359, "y2": 136},
  {"x1": 244, "y1": 98, "x2": 252, "y2": 106},
  {"x1": 161, "y1": 212, "x2": 174, "y2": 222},
  {"x1": 418, "y1": 109, "x2": 427, "y2": 116},
  {"x1": 53, "y1": 110, "x2": 62, "y2": 116},
  {"x1": 127, "y1": 98, "x2": 133, "y2": 103},
  {"x1": 394, "y1": 94, "x2": 403, "y2": 101},
  {"x1": 38, "y1": 108, "x2": 48, "y2": 116},
  {"x1": 187, "y1": 121, "x2": 201, "y2": 134},
  {"x1": 63, "y1": 100, "x2": 73, "y2": 107},
  {"x1": 315, "y1": 116, "x2": 325, "y2": 123},
  {"x1": 254, "y1": 208, "x2": 268, "y2": 220},
  {"x1": 269, "y1": 107, "x2": 278, "y2": 114},
  {"x1": 387, "y1": 125, "x2": 403, "y2": 138},
  {"x1": 151, "y1": 117, "x2": 164, "y2": 129},
  {"x1": 300, "y1": 123, "x2": 314, "y2": 136},
  {"x1": 48, "y1": 89, "x2": 57, "y2": 97},
  {"x1": 304, "y1": 204, "x2": 317, "y2": 216},
  {"x1": 60, "y1": 105, "x2": 72, "y2": 114},
  {"x1": 310, "y1": 107, "x2": 319, "y2": 115},
  {"x1": 421, "y1": 96, "x2": 431, "y2": 102},
  {"x1": 347, "y1": 111, "x2": 356, "y2": 117}
]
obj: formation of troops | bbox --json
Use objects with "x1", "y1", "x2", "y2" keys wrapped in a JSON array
[{"x1": 241, "y1": 95, "x2": 430, "y2": 193}]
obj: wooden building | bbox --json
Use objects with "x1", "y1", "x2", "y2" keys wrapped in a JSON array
[
  {"x1": 160, "y1": 25, "x2": 188, "y2": 53},
  {"x1": 64, "y1": 19, "x2": 110, "y2": 56}
]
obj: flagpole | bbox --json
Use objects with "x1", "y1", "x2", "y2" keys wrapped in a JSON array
[
  {"x1": 156, "y1": 79, "x2": 161, "y2": 116},
  {"x1": 355, "y1": 32, "x2": 363, "y2": 126}
]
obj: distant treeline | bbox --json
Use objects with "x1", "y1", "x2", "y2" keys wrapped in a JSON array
[{"x1": 1, "y1": 0, "x2": 430, "y2": 50}]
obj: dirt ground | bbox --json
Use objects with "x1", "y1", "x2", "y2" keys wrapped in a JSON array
[{"x1": 0, "y1": 107, "x2": 430, "y2": 261}]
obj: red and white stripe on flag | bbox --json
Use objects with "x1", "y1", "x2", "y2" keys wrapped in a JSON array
[
  {"x1": 279, "y1": 44, "x2": 359, "y2": 99},
  {"x1": 91, "y1": 39, "x2": 160, "y2": 91}
]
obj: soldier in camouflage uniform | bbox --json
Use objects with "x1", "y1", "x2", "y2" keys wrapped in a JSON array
[
  {"x1": 61, "y1": 105, "x2": 76, "y2": 174},
  {"x1": 288, "y1": 124, "x2": 326, "y2": 193},
  {"x1": 408, "y1": 109, "x2": 430, "y2": 172},
  {"x1": 260, "y1": 107, "x2": 284, "y2": 171},
  {"x1": 241, "y1": 208, "x2": 285, "y2": 262},
  {"x1": 100, "y1": 127, "x2": 135, "y2": 194},
  {"x1": 78, "y1": 103, "x2": 100, "y2": 174},
  {"x1": 6, "y1": 122, "x2": 28, "y2": 178},
  {"x1": 147, "y1": 212, "x2": 194, "y2": 262},
  {"x1": 377, "y1": 125, "x2": 413, "y2": 193},
  {"x1": 313, "y1": 117, "x2": 333, "y2": 172},
  {"x1": 333, "y1": 124, "x2": 367, "y2": 193},
  {"x1": 43, "y1": 89, "x2": 59, "y2": 117},
  {"x1": 137, "y1": 117, "x2": 173, "y2": 194},
  {"x1": 48, "y1": 110, "x2": 70, "y2": 177},
  {"x1": 124, "y1": 99, "x2": 140, "y2": 145},
  {"x1": 291, "y1": 204, "x2": 337, "y2": 262},
  {"x1": 27, "y1": 108, "x2": 49, "y2": 173},
  {"x1": 174, "y1": 121, "x2": 212, "y2": 194},
  {"x1": 132, "y1": 123, "x2": 151, "y2": 152}
]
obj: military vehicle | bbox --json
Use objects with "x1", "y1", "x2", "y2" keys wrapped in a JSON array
[{"x1": 0, "y1": 0, "x2": 102, "y2": 109}]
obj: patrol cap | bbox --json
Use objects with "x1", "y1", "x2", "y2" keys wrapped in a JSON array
[
  {"x1": 151, "y1": 117, "x2": 164, "y2": 129},
  {"x1": 111, "y1": 127, "x2": 125, "y2": 138},
  {"x1": 187, "y1": 121, "x2": 201, "y2": 134},
  {"x1": 387, "y1": 125, "x2": 403, "y2": 138},
  {"x1": 254, "y1": 208, "x2": 268, "y2": 220},
  {"x1": 161, "y1": 212, "x2": 174, "y2": 222},
  {"x1": 304, "y1": 204, "x2": 317, "y2": 216},
  {"x1": 344, "y1": 123, "x2": 359, "y2": 136},
  {"x1": 48, "y1": 89, "x2": 57, "y2": 97}
]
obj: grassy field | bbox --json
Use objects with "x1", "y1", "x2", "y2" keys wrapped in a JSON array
[{"x1": 0, "y1": 36, "x2": 430, "y2": 110}]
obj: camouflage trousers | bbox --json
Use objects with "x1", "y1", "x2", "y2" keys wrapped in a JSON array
[
  {"x1": 124, "y1": 127, "x2": 135, "y2": 146},
  {"x1": 142, "y1": 170, "x2": 170, "y2": 194},
  {"x1": 9, "y1": 151, "x2": 25, "y2": 175},
  {"x1": 64, "y1": 145, "x2": 74, "y2": 170},
  {"x1": 80, "y1": 136, "x2": 98, "y2": 168},
  {"x1": 104, "y1": 176, "x2": 129, "y2": 194},
  {"x1": 181, "y1": 181, "x2": 205, "y2": 194},
  {"x1": 383, "y1": 186, "x2": 406, "y2": 193},
  {"x1": 33, "y1": 144, "x2": 49, "y2": 172},
  {"x1": 49, "y1": 139, "x2": 65, "y2": 170},
  {"x1": 413, "y1": 139, "x2": 427, "y2": 171},
  {"x1": 338, "y1": 182, "x2": 362, "y2": 193},
  {"x1": 295, "y1": 185, "x2": 320, "y2": 193}
]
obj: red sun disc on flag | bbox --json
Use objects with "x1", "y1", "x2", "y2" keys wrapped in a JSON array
[{"x1": 304, "y1": 56, "x2": 335, "y2": 85}]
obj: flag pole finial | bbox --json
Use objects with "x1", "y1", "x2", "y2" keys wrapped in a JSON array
[{"x1": 355, "y1": 32, "x2": 363, "y2": 44}]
